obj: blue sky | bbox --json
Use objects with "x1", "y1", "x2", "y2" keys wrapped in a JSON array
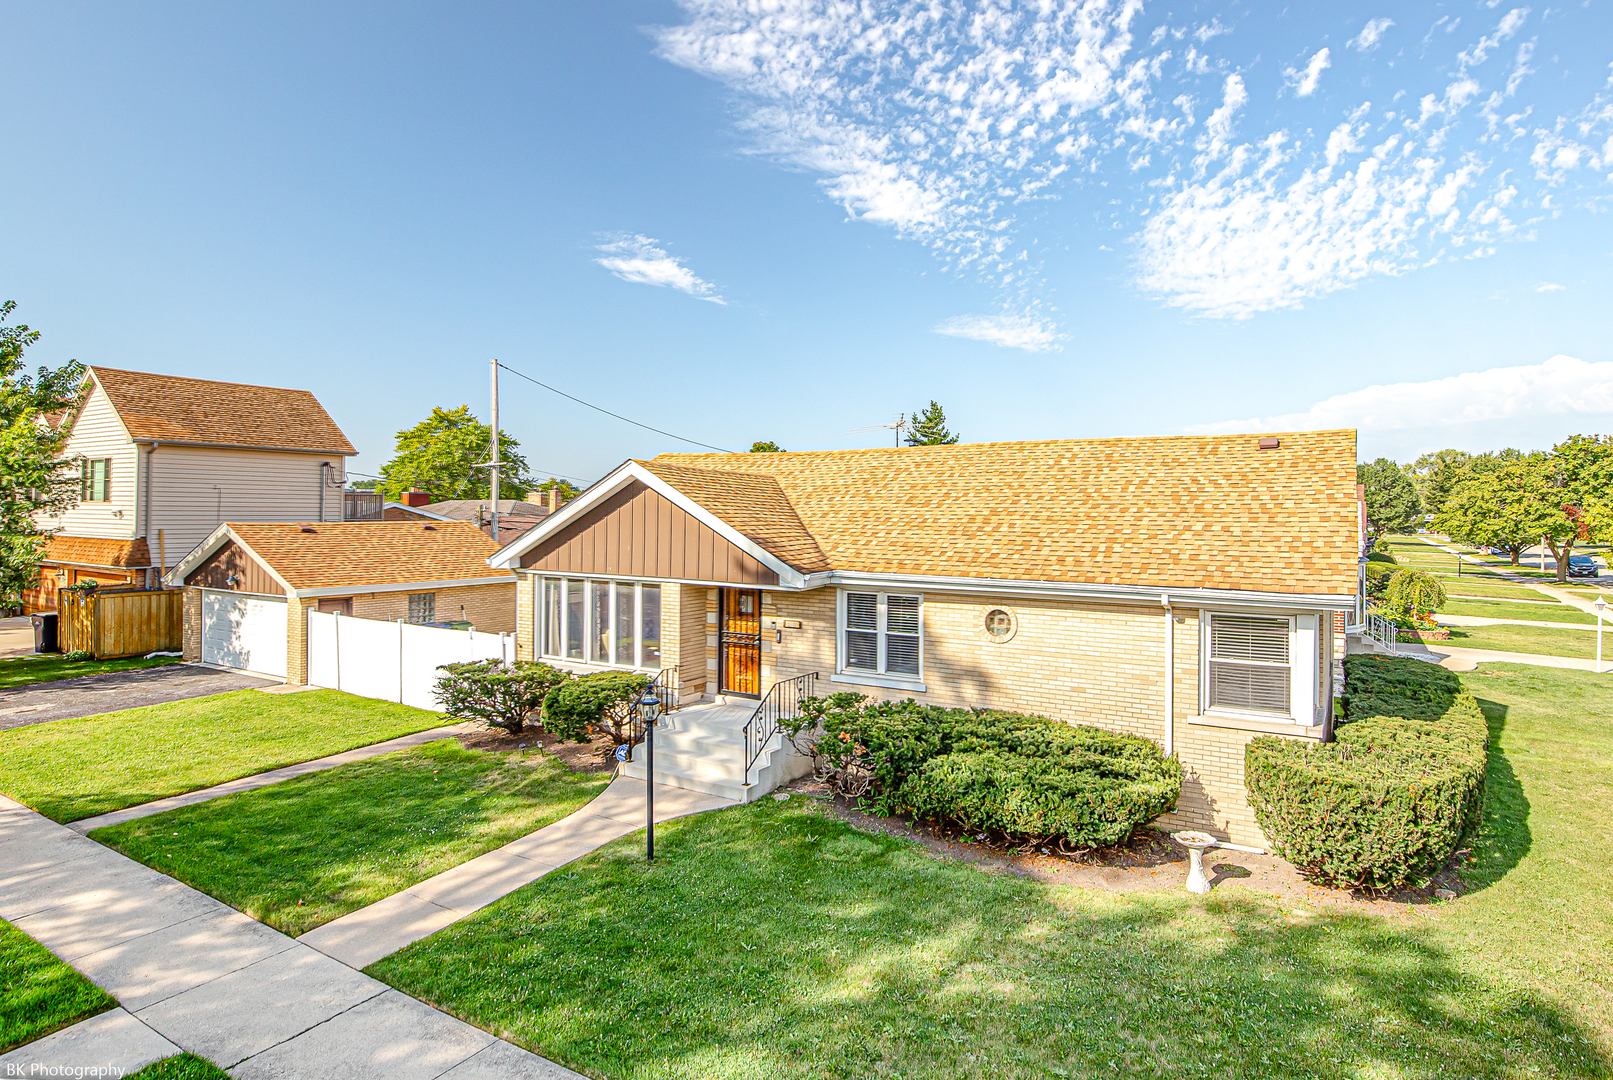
[{"x1": 6, "y1": 1, "x2": 1613, "y2": 485}]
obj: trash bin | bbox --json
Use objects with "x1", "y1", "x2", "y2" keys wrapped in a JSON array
[{"x1": 32, "y1": 612, "x2": 58, "y2": 654}]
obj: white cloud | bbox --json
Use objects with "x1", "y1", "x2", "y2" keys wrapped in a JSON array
[
  {"x1": 1350, "y1": 18, "x2": 1395, "y2": 51},
  {"x1": 1535, "y1": 281, "x2": 1566, "y2": 291},
  {"x1": 1284, "y1": 48, "x2": 1332, "y2": 97},
  {"x1": 594, "y1": 235, "x2": 725, "y2": 304},
  {"x1": 1186, "y1": 355, "x2": 1613, "y2": 434},
  {"x1": 934, "y1": 313, "x2": 1062, "y2": 352}
]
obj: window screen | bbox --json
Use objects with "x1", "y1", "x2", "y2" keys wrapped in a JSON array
[
  {"x1": 840, "y1": 591, "x2": 921, "y2": 678},
  {"x1": 1208, "y1": 615, "x2": 1290, "y2": 714},
  {"x1": 844, "y1": 592, "x2": 879, "y2": 671},
  {"x1": 885, "y1": 595, "x2": 921, "y2": 675}
]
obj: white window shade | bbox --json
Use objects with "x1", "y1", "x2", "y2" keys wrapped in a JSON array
[
  {"x1": 1208, "y1": 615, "x2": 1291, "y2": 715},
  {"x1": 839, "y1": 590, "x2": 922, "y2": 680}
]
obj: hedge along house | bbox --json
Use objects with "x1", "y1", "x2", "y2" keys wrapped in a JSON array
[
  {"x1": 489, "y1": 431, "x2": 1360, "y2": 845},
  {"x1": 166, "y1": 520, "x2": 515, "y2": 682}
]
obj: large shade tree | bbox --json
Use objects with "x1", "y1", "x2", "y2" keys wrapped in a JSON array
[
  {"x1": 377, "y1": 406, "x2": 529, "y2": 502},
  {"x1": 1407, "y1": 449, "x2": 1473, "y2": 516},
  {"x1": 0, "y1": 302, "x2": 85, "y2": 608},
  {"x1": 1432, "y1": 463, "x2": 1536, "y2": 564},
  {"x1": 1521, "y1": 434, "x2": 1613, "y2": 582},
  {"x1": 1356, "y1": 458, "x2": 1422, "y2": 540}
]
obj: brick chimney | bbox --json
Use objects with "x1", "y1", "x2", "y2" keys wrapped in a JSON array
[
  {"x1": 547, "y1": 487, "x2": 560, "y2": 513},
  {"x1": 403, "y1": 491, "x2": 431, "y2": 507}
]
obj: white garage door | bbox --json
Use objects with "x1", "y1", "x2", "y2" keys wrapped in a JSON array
[{"x1": 202, "y1": 590, "x2": 288, "y2": 678}]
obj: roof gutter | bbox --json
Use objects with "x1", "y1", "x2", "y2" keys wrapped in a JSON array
[
  {"x1": 136, "y1": 438, "x2": 356, "y2": 456},
  {"x1": 293, "y1": 574, "x2": 517, "y2": 599}
]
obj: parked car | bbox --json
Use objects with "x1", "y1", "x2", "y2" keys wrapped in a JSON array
[
  {"x1": 1567, "y1": 555, "x2": 1600, "y2": 578},
  {"x1": 1487, "y1": 546, "x2": 1511, "y2": 557}
]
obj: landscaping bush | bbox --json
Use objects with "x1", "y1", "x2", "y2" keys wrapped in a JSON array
[
  {"x1": 1363, "y1": 560, "x2": 1397, "y2": 601},
  {"x1": 1384, "y1": 568, "x2": 1447, "y2": 621},
  {"x1": 542, "y1": 671, "x2": 651, "y2": 745},
  {"x1": 791, "y1": 696, "x2": 1180, "y2": 849},
  {"x1": 1244, "y1": 656, "x2": 1489, "y2": 889},
  {"x1": 435, "y1": 660, "x2": 572, "y2": 734}
]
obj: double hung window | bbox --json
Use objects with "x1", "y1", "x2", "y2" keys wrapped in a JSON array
[
  {"x1": 538, "y1": 577, "x2": 661, "y2": 671},
  {"x1": 1206, "y1": 614, "x2": 1292, "y2": 716},
  {"x1": 840, "y1": 591, "x2": 922, "y2": 678},
  {"x1": 80, "y1": 459, "x2": 111, "y2": 502}
]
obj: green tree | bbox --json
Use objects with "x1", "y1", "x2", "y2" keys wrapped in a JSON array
[
  {"x1": 905, "y1": 400, "x2": 959, "y2": 446},
  {"x1": 377, "y1": 406, "x2": 528, "y2": 502},
  {"x1": 1432, "y1": 463, "x2": 1535, "y2": 564},
  {"x1": 0, "y1": 302, "x2": 85, "y2": 608},
  {"x1": 1356, "y1": 458, "x2": 1422, "y2": 540},
  {"x1": 1407, "y1": 449, "x2": 1472, "y2": 515},
  {"x1": 1519, "y1": 434, "x2": 1613, "y2": 582},
  {"x1": 528, "y1": 478, "x2": 581, "y2": 503},
  {"x1": 749, "y1": 441, "x2": 785, "y2": 453}
]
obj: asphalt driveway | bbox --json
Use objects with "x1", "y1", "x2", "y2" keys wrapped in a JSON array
[{"x1": 0, "y1": 664, "x2": 278, "y2": 730}]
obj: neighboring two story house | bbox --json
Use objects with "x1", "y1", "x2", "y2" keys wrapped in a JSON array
[
  {"x1": 26, "y1": 367, "x2": 355, "y2": 612},
  {"x1": 489, "y1": 430, "x2": 1360, "y2": 848}
]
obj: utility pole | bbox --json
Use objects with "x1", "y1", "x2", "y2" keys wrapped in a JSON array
[{"x1": 489, "y1": 358, "x2": 500, "y2": 543}]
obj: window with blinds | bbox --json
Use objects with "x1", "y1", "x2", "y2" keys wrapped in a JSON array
[
  {"x1": 840, "y1": 591, "x2": 922, "y2": 679},
  {"x1": 1207, "y1": 614, "x2": 1291, "y2": 715}
]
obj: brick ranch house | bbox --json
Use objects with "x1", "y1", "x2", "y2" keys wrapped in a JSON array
[
  {"x1": 165, "y1": 520, "x2": 515, "y2": 682},
  {"x1": 488, "y1": 430, "x2": 1360, "y2": 848}
]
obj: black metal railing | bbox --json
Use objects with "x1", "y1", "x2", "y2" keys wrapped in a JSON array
[
  {"x1": 622, "y1": 667, "x2": 681, "y2": 760},
  {"x1": 741, "y1": 672, "x2": 818, "y2": 787}
]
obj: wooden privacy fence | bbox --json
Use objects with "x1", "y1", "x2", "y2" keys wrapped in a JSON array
[{"x1": 58, "y1": 589, "x2": 183, "y2": 658}]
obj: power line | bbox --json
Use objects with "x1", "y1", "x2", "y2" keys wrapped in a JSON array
[{"x1": 497, "y1": 362, "x2": 734, "y2": 454}]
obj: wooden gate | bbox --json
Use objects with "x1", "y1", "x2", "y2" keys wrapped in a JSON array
[{"x1": 57, "y1": 589, "x2": 183, "y2": 658}]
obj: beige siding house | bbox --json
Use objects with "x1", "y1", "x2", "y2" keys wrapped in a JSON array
[
  {"x1": 28, "y1": 367, "x2": 355, "y2": 611},
  {"x1": 490, "y1": 431, "x2": 1361, "y2": 849}
]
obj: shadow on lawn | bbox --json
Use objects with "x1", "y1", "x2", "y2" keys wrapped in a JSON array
[
  {"x1": 370, "y1": 801, "x2": 1604, "y2": 1080},
  {"x1": 1459, "y1": 695, "x2": 1532, "y2": 897}
]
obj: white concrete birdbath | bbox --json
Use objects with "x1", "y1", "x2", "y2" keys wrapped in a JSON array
[{"x1": 1173, "y1": 831, "x2": 1217, "y2": 894}]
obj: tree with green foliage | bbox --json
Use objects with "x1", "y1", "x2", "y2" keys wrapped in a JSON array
[
  {"x1": 1356, "y1": 458, "x2": 1422, "y2": 540},
  {"x1": 528, "y1": 478, "x2": 581, "y2": 503},
  {"x1": 1383, "y1": 568, "x2": 1447, "y2": 621},
  {"x1": 904, "y1": 400, "x2": 959, "y2": 446},
  {"x1": 1518, "y1": 434, "x2": 1613, "y2": 582},
  {"x1": 377, "y1": 406, "x2": 529, "y2": 502},
  {"x1": 0, "y1": 302, "x2": 85, "y2": 609},
  {"x1": 1407, "y1": 449, "x2": 1472, "y2": 516},
  {"x1": 749, "y1": 441, "x2": 784, "y2": 453},
  {"x1": 1432, "y1": 463, "x2": 1536, "y2": 564}
]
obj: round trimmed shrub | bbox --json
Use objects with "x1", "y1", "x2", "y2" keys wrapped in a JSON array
[{"x1": 541, "y1": 670, "x2": 651, "y2": 744}]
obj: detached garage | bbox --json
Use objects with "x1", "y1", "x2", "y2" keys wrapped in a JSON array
[{"x1": 167, "y1": 520, "x2": 515, "y2": 684}]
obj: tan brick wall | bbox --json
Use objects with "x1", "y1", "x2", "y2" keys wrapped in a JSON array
[
  {"x1": 515, "y1": 575, "x2": 535, "y2": 661},
  {"x1": 285, "y1": 597, "x2": 310, "y2": 685},
  {"x1": 342, "y1": 582, "x2": 516, "y2": 633},
  {"x1": 759, "y1": 588, "x2": 1317, "y2": 848},
  {"x1": 181, "y1": 586, "x2": 202, "y2": 662}
]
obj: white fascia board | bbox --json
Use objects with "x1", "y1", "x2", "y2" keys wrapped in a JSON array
[
  {"x1": 292, "y1": 574, "x2": 516, "y2": 599},
  {"x1": 487, "y1": 460, "x2": 806, "y2": 588},
  {"x1": 798, "y1": 570, "x2": 1356, "y2": 613}
]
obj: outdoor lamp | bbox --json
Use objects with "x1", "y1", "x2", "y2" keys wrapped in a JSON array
[
  {"x1": 640, "y1": 692, "x2": 662, "y2": 862},
  {"x1": 640, "y1": 693, "x2": 661, "y2": 725}
]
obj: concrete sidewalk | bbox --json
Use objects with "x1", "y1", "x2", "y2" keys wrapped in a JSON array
[
  {"x1": 300, "y1": 775, "x2": 736, "y2": 968},
  {"x1": 1436, "y1": 613, "x2": 1601, "y2": 631},
  {"x1": 0, "y1": 794, "x2": 585, "y2": 1079},
  {"x1": 1402, "y1": 643, "x2": 1607, "y2": 673},
  {"x1": 72, "y1": 722, "x2": 480, "y2": 834}
]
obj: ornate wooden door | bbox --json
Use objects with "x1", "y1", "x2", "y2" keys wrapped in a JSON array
[{"x1": 719, "y1": 588, "x2": 762, "y2": 696}]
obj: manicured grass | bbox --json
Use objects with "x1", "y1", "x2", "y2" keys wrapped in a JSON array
[
  {"x1": 1434, "y1": 666, "x2": 1613, "y2": 1043},
  {"x1": 0, "y1": 918, "x2": 115, "y2": 1053},
  {"x1": 127, "y1": 1055, "x2": 232, "y2": 1079},
  {"x1": 1445, "y1": 584, "x2": 1557, "y2": 602},
  {"x1": 93, "y1": 740, "x2": 609, "y2": 936},
  {"x1": 0, "y1": 653, "x2": 180, "y2": 690},
  {"x1": 1444, "y1": 598, "x2": 1597, "y2": 625},
  {"x1": 0, "y1": 690, "x2": 452, "y2": 823},
  {"x1": 371, "y1": 804, "x2": 1605, "y2": 1079},
  {"x1": 1445, "y1": 624, "x2": 1599, "y2": 659}
]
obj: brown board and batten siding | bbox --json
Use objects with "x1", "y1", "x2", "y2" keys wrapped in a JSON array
[
  {"x1": 520, "y1": 481, "x2": 779, "y2": 586},
  {"x1": 187, "y1": 539, "x2": 286, "y2": 595}
]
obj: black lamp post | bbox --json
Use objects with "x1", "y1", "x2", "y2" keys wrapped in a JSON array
[{"x1": 640, "y1": 693, "x2": 661, "y2": 862}]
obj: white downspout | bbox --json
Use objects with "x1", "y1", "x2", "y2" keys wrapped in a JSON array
[{"x1": 1160, "y1": 593, "x2": 1175, "y2": 758}]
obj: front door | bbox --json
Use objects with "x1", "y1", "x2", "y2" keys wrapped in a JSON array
[{"x1": 719, "y1": 588, "x2": 762, "y2": 697}]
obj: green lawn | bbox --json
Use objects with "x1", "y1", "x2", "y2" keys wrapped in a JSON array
[
  {"x1": 127, "y1": 1055, "x2": 231, "y2": 1080},
  {"x1": 0, "y1": 918, "x2": 115, "y2": 1053},
  {"x1": 93, "y1": 740, "x2": 609, "y2": 937},
  {"x1": 0, "y1": 690, "x2": 452, "y2": 823},
  {"x1": 370, "y1": 751, "x2": 1608, "y2": 1078},
  {"x1": 1445, "y1": 624, "x2": 1600, "y2": 659},
  {"x1": 1446, "y1": 584, "x2": 1558, "y2": 602},
  {"x1": 1444, "y1": 598, "x2": 1597, "y2": 625},
  {"x1": 0, "y1": 653, "x2": 181, "y2": 690}
]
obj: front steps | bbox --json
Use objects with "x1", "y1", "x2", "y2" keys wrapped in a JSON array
[{"x1": 617, "y1": 701, "x2": 813, "y2": 803}]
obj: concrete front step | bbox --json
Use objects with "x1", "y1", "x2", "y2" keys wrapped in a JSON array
[{"x1": 618, "y1": 702, "x2": 810, "y2": 804}]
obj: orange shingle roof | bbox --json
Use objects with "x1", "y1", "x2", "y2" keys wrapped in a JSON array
[
  {"x1": 227, "y1": 521, "x2": 508, "y2": 590},
  {"x1": 644, "y1": 430, "x2": 1359, "y2": 595},
  {"x1": 89, "y1": 367, "x2": 355, "y2": 454},
  {"x1": 43, "y1": 535, "x2": 152, "y2": 569}
]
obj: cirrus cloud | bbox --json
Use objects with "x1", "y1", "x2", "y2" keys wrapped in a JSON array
[
  {"x1": 935, "y1": 313, "x2": 1062, "y2": 352},
  {"x1": 594, "y1": 234, "x2": 726, "y2": 304}
]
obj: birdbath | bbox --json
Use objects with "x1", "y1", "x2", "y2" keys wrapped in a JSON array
[{"x1": 1173, "y1": 831, "x2": 1218, "y2": 894}]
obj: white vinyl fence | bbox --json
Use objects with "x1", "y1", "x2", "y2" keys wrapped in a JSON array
[{"x1": 307, "y1": 611, "x2": 515, "y2": 711}]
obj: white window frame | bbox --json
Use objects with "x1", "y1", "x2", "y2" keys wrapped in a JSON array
[
  {"x1": 832, "y1": 588, "x2": 925, "y2": 692},
  {"x1": 536, "y1": 576, "x2": 662, "y2": 673},
  {"x1": 1198, "y1": 611, "x2": 1319, "y2": 725}
]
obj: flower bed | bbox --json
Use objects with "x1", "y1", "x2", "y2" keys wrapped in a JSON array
[{"x1": 1396, "y1": 628, "x2": 1451, "y2": 641}]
